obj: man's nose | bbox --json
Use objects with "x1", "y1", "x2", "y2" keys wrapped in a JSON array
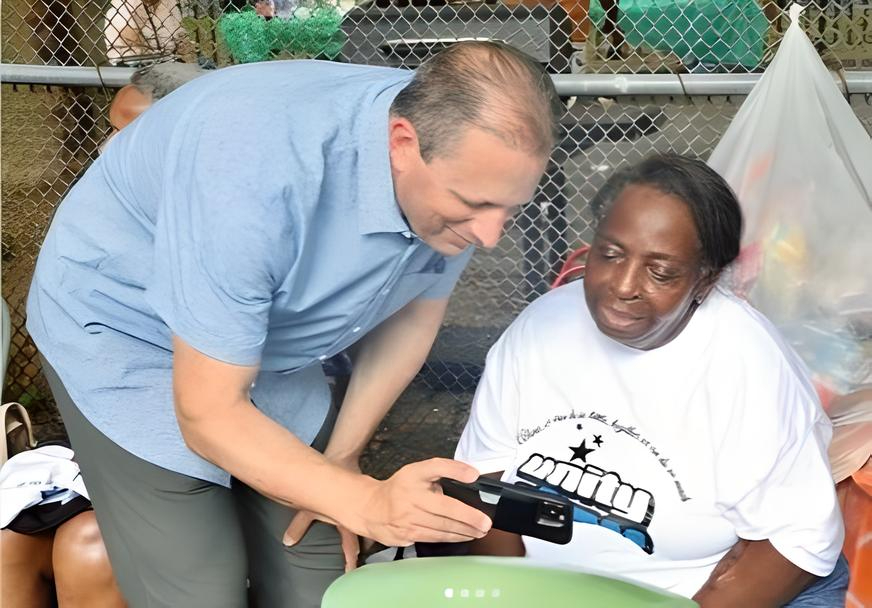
[{"x1": 468, "y1": 209, "x2": 512, "y2": 249}]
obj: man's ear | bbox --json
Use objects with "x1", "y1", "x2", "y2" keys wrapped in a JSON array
[
  {"x1": 388, "y1": 115, "x2": 422, "y2": 173},
  {"x1": 109, "y1": 84, "x2": 153, "y2": 131}
]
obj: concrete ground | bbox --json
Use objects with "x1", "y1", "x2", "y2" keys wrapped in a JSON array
[{"x1": 360, "y1": 382, "x2": 474, "y2": 479}]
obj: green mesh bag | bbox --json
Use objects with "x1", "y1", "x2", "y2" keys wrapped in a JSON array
[
  {"x1": 589, "y1": 0, "x2": 768, "y2": 69},
  {"x1": 219, "y1": 4, "x2": 345, "y2": 64}
]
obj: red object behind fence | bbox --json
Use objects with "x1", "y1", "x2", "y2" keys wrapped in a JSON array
[{"x1": 550, "y1": 245, "x2": 589, "y2": 289}]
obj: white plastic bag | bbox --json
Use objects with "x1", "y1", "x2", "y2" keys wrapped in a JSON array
[{"x1": 708, "y1": 3, "x2": 872, "y2": 408}]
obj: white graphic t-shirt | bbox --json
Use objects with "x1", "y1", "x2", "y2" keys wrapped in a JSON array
[{"x1": 456, "y1": 282, "x2": 843, "y2": 598}]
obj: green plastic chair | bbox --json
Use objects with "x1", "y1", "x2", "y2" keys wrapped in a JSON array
[{"x1": 323, "y1": 556, "x2": 698, "y2": 607}]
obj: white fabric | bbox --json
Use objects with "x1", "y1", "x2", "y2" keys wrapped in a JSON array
[
  {"x1": 0, "y1": 445, "x2": 89, "y2": 528},
  {"x1": 456, "y1": 281, "x2": 844, "y2": 598}
]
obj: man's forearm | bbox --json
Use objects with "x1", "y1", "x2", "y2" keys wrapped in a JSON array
[
  {"x1": 172, "y1": 336, "x2": 377, "y2": 532},
  {"x1": 692, "y1": 539, "x2": 818, "y2": 607},
  {"x1": 173, "y1": 335, "x2": 491, "y2": 549},
  {"x1": 325, "y1": 298, "x2": 449, "y2": 462},
  {"x1": 177, "y1": 388, "x2": 374, "y2": 526}
]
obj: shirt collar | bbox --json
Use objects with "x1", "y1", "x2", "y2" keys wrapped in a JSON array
[{"x1": 357, "y1": 74, "x2": 415, "y2": 236}]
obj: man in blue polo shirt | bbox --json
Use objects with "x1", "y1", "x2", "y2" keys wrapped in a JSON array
[{"x1": 27, "y1": 41, "x2": 560, "y2": 607}]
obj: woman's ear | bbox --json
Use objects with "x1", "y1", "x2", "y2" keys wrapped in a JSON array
[{"x1": 692, "y1": 269, "x2": 722, "y2": 305}]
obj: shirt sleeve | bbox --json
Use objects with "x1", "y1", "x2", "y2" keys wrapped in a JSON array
[
  {"x1": 455, "y1": 323, "x2": 523, "y2": 474},
  {"x1": 716, "y1": 358, "x2": 844, "y2": 577},
  {"x1": 144, "y1": 104, "x2": 299, "y2": 367},
  {"x1": 418, "y1": 247, "x2": 473, "y2": 300}
]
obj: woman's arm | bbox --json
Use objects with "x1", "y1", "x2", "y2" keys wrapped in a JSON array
[
  {"x1": 467, "y1": 527, "x2": 525, "y2": 557},
  {"x1": 465, "y1": 471, "x2": 525, "y2": 557},
  {"x1": 416, "y1": 471, "x2": 527, "y2": 557},
  {"x1": 692, "y1": 539, "x2": 818, "y2": 607}
]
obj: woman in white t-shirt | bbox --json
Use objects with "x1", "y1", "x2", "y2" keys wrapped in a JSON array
[{"x1": 455, "y1": 154, "x2": 848, "y2": 606}]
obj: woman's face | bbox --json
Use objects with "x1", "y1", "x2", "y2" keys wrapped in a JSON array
[{"x1": 583, "y1": 183, "x2": 712, "y2": 350}]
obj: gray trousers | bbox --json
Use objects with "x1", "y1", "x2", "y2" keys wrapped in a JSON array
[{"x1": 42, "y1": 360, "x2": 344, "y2": 608}]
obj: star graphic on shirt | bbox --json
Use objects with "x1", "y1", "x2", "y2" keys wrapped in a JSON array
[
  {"x1": 570, "y1": 439, "x2": 595, "y2": 462},
  {"x1": 593, "y1": 434, "x2": 604, "y2": 447}
]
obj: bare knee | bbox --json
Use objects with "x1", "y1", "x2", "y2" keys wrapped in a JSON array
[
  {"x1": 53, "y1": 511, "x2": 106, "y2": 564},
  {"x1": 52, "y1": 511, "x2": 126, "y2": 608}
]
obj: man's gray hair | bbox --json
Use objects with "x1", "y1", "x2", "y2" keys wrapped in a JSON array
[
  {"x1": 390, "y1": 41, "x2": 562, "y2": 161},
  {"x1": 130, "y1": 62, "x2": 208, "y2": 99}
]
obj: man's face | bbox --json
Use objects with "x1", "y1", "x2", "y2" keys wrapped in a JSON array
[{"x1": 389, "y1": 119, "x2": 548, "y2": 256}]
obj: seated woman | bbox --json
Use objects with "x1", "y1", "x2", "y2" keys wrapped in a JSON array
[
  {"x1": 2, "y1": 510, "x2": 126, "y2": 608},
  {"x1": 455, "y1": 154, "x2": 848, "y2": 606}
]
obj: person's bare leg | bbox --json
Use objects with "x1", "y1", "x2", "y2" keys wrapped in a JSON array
[
  {"x1": 1, "y1": 528, "x2": 55, "y2": 608},
  {"x1": 52, "y1": 511, "x2": 127, "y2": 608}
]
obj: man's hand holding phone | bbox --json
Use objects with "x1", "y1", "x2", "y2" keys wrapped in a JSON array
[
  {"x1": 439, "y1": 476, "x2": 574, "y2": 545},
  {"x1": 351, "y1": 458, "x2": 493, "y2": 547},
  {"x1": 283, "y1": 458, "x2": 492, "y2": 570}
]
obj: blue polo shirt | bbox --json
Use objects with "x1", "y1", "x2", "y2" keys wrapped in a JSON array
[{"x1": 27, "y1": 60, "x2": 472, "y2": 486}]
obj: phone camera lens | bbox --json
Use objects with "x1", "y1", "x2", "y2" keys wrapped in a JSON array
[{"x1": 542, "y1": 503, "x2": 562, "y2": 519}]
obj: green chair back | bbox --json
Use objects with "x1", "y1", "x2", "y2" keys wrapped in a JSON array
[{"x1": 323, "y1": 556, "x2": 698, "y2": 608}]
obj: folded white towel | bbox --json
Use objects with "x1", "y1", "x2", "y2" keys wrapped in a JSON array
[{"x1": 0, "y1": 445, "x2": 89, "y2": 528}]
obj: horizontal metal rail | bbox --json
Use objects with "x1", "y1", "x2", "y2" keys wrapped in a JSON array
[
  {"x1": 552, "y1": 71, "x2": 872, "y2": 96},
  {"x1": 1, "y1": 64, "x2": 137, "y2": 88},
  {"x1": 3, "y1": 62, "x2": 872, "y2": 96}
]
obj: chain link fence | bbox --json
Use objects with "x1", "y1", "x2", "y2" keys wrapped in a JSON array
[
  {"x1": 2, "y1": 0, "x2": 872, "y2": 462},
  {"x1": 4, "y1": 1, "x2": 872, "y2": 69}
]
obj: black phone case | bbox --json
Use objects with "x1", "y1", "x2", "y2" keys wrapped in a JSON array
[{"x1": 440, "y1": 477, "x2": 573, "y2": 545}]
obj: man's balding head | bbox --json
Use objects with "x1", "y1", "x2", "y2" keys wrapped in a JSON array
[{"x1": 390, "y1": 41, "x2": 562, "y2": 162}]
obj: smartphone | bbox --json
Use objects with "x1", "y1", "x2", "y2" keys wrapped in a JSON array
[{"x1": 440, "y1": 477, "x2": 573, "y2": 545}]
